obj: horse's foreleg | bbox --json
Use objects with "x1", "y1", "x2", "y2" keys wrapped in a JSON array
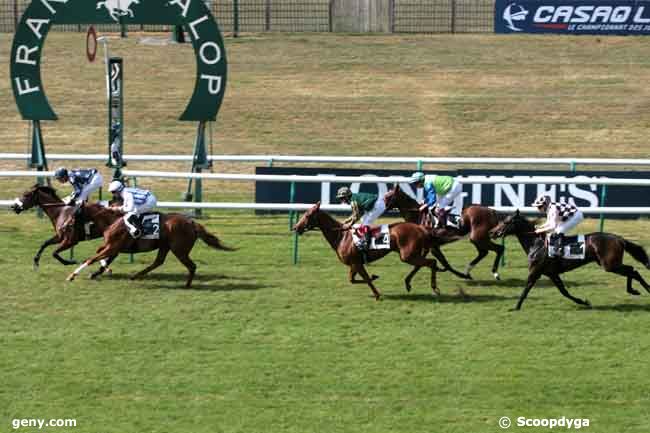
[
  {"x1": 33, "y1": 235, "x2": 61, "y2": 269},
  {"x1": 549, "y1": 274, "x2": 591, "y2": 308},
  {"x1": 67, "y1": 245, "x2": 116, "y2": 281},
  {"x1": 52, "y1": 239, "x2": 78, "y2": 266},
  {"x1": 402, "y1": 254, "x2": 441, "y2": 296},
  {"x1": 489, "y1": 242, "x2": 505, "y2": 280},
  {"x1": 352, "y1": 264, "x2": 381, "y2": 300},
  {"x1": 91, "y1": 255, "x2": 117, "y2": 280},
  {"x1": 404, "y1": 266, "x2": 421, "y2": 292},
  {"x1": 348, "y1": 268, "x2": 379, "y2": 284},
  {"x1": 429, "y1": 246, "x2": 470, "y2": 280},
  {"x1": 514, "y1": 271, "x2": 542, "y2": 310}
]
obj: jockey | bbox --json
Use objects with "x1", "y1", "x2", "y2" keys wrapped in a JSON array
[
  {"x1": 108, "y1": 180, "x2": 157, "y2": 239},
  {"x1": 409, "y1": 172, "x2": 463, "y2": 228},
  {"x1": 532, "y1": 194, "x2": 584, "y2": 257},
  {"x1": 336, "y1": 186, "x2": 386, "y2": 250},
  {"x1": 53, "y1": 167, "x2": 103, "y2": 206}
]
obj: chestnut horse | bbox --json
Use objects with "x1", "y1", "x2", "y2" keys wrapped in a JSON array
[
  {"x1": 491, "y1": 210, "x2": 650, "y2": 310},
  {"x1": 384, "y1": 184, "x2": 506, "y2": 280},
  {"x1": 66, "y1": 204, "x2": 235, "y2": 287},
  {"x1": 11, "y1": 185, "x2": 109, "y2": 268},
  {"x1": 292, "y1": 202, "x2": 466, "y2": 300}
]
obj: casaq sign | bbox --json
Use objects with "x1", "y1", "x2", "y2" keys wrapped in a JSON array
[
  {"x1": 255, "y1": 167, "x2": 650, "y2": 218},
  {"x1": 495, "y1": 0, "x2": 650, "y2": 34}
]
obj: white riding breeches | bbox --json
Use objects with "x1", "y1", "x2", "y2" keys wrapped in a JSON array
[
  {"x1": 554, "y1": 211, "x2": 584, "y2": 235},
  {"x1": 362, "y1": 197, "x2": 386, "y2": 225},
  {"x1": 436, "y1": 180, "x2": 462, "y2": 209},
  {"x1": 77, "y1": 173, "x2": 103, "y2": 202},
  {"x1": 123, "y1": 194, "x2": 157, "y2": 233}
]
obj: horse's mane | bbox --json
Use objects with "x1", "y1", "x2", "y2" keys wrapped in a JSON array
[{"x1": 32, "y1": 184, "x2": 60, "y2": 198}]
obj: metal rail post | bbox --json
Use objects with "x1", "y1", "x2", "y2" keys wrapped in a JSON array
[
  {"x1": 599, "y1": 185, "x2": 607, "y2": 232},
  {"x1": 289, "y1": 182, "x2": 299, "y2": 264}
]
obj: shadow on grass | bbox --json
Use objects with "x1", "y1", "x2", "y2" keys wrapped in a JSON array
[
  {"x1": 100, "y1": 273, "x2": 268, "y2": 292},
  {"x1": 464, "y1": 278, "x2": 595, "y2": 289},
  {"x1": 586, "y1": 303, "x2": 650, "y2": 312},
  {"x1": 383, "y1": 292, "x2": 519, "y2": 303}
]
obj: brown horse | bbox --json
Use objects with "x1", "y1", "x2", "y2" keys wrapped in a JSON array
[
  {"x1": 292, "y1": 202, "x2": 467, "y2": 300},
  {"x1": 66, "y1": 204, "x2": 235, "y2": 287},
  {"x1": 11, "y1": 185, "x2": 109, "y2": 268},
  {"x1": 491, "y1": 210, "x2": 650, "y2": 310},
  {"x1": 384, "y1": 184, "x2": 506, "y2": 280}
]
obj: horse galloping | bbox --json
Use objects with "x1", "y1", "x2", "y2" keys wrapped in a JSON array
[
  {"x1": 66, "y1": 205, "x2": 235, "y2": 288},
  {"x1": 292, "y1": 202, "x2": 467, "y2": 300},
  {"x1": 384, "y1": 184, "x2": 506, "y2": 279},
  {"x1": 491, "y1": 210, "x2": 650, "y2": 310},
  {"x1": 11, "y1": 185, "x2": 108, "y2": 268}
]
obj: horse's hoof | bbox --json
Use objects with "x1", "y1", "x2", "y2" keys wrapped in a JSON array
[
  {"x1": 508, "y1": 308, "x2": 519, "y2": 312},
  {"x1": 405, "y1": 284, "x2": 412, "y2": 293},
  {"x1": 493, "y1": 272, "x2": 501, "y2": 281},
  {"x1": 66, "y1": 274, "x2": 76, "y2": 282},
  {"x1": 432, "y1": 287, "x2": 441, "y2": 296},
  {"x1": 371, "y1": 274, "x2": 379, "y2": 281},
  {"x1": 584, "y1": 300, "x2": 592, "y2": 309},
  {"x1": 106, "y1": 268, "x2": 113, "y2": 276},
  {"x1": 32, "y1": 261, "x2": 39, "y2": 271},
  {"x1": 628, "y1": 289, "x2": 641, "y2": 296}
]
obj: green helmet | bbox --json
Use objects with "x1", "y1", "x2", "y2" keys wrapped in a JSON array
[
  {"x1": 409, "y1": 171, "x2": 425, "y2": 184},
  {"x1": 336, "y1": 186, "x2": 352, "y2": 200}
]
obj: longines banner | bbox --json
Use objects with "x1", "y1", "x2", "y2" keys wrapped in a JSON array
[
  {"x1": 255, "y1": 167, "x2": 650, "y2": 218},
  {"x1": 495, "y1": 0, "x2": 650, "y2": 34}
]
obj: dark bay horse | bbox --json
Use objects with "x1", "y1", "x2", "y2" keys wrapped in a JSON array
[
  {"x1": 491, "y1": 210, "x2": 650, "y2": 310},
  {"x1": 292, "y1": 202, "x2": 466, "y2": 300},
  {"x1": 66, "y1": 204, "x2": 235, "y2": 288},
  {"x1": 384, "y1": 184, "x2": 506, "y2": 280},
  {"x1": 11, "y1": 185, "x2": 107, "y2": 268}
]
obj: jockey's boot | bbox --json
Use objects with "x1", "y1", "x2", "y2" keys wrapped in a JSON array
[
  {"x1": 434, "y1": 207, "x2": 448, "y2": 229},
  {"x1": 364, "y1": 228, "x2": 372, "y2": 251},
  {"x1": 126, "y1": 214, "x2": 142, "y2": 239},
  {"x1": 551, "y1": 233, "x2": 564, "y2": 257}
]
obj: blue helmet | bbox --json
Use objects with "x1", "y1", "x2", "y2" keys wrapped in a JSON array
[{"x1": 53, "y1": 167, "x2": 68, "y2": 180}]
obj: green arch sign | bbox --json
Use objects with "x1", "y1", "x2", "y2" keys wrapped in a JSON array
[{"x1": 11, "y1": 0, "x2": 227, "y2": 121}]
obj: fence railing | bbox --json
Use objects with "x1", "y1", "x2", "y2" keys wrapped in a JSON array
[
  {"x1": 1, "y1": 0, "x2": 493, "y2": 33},
  {"x1": 4, "y1": 154, "x2": 650, "y2": 170}
]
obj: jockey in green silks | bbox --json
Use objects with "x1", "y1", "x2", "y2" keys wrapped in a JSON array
[
  {"x1": 336, "y1": 186, "x2": 386, "y2": 250},
  {"x1": 409, "y1": 172, "x2": 463, "y2": 228}
]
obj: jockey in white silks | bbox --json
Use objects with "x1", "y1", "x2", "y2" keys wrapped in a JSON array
[
  {"x1": 532, "y1": 194, "x2": 584, "y2": 256},
  {"x1": 108, "y1": 180, "x2": 157, "y2": 239}
]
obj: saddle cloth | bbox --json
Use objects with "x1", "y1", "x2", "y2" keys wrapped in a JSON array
[
  {"x1": 548, "y1": 234, "x2": 586, "y2": 259},
  {"x1": 352, "y1": 224, "x2": 391, "y2": 250},
  {"x1": 140, "y1": 213, "x2": 161, "y2": 240}
]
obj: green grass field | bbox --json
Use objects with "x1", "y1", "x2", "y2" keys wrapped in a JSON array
[
  {"x1": 2, "y1": 32, "x2": 650, "y2": 432},
  {"x1": 2, "y1": 213, "x2": 650, "y2": 433}
]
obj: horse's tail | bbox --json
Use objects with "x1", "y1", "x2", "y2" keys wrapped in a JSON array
[
  {"x1": 624, "y1": 240, "x2": 650, "y2": 269},
  {"x1": 193, "y1": 222, "x2": 237, "y2": 252}
]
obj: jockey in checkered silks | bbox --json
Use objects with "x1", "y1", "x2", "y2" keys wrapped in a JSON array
[
  {"x1": 108, "y1": 180, "x2": 158, "y2": 239},
  {"x1": 336, "y1": 186, "x2": 386, "y2": 251},
  {"x1": 532, "y1": 195, "x2": 585, "y2": 257}
]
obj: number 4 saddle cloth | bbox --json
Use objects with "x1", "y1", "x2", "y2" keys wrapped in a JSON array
[{"x1": 351, "y1": 224, "x2": 391, "y2": 250}]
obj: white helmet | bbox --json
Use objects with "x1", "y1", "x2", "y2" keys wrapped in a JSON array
[
  {"x1": 409, "y1": 171, "x2": 425, "y2": 184},
  {"x1": 531, "y1": 194, "x2": 551, "y2": 208},
  {"x1": 108, "y1": 180, "x2": 124, "y2": 193}
]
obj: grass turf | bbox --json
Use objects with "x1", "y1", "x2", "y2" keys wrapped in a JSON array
[{"x1": 2, "y1": 212, "x2": 650, "y2": 432}]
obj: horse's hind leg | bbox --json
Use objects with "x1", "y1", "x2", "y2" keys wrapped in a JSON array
[
  {"x1": 351, "y1": 264, "x2": 381, "y2": 300},
  {"x1": 171, "y1": 250, "x2": 196, "y2": 288},
  {"x1": 465, "y1": 244, "x2": 488, "y2": 279},
  {"x1": 348, "y1": 268, "x2": 379, "y2": 284},
  {"x1": 549, "y1": 274, "x2": 591, "y2": 308},
  {"x1": 610, "y1": 264, "x2": 650, "y2": 295},
  {"x1": 131, "y1": 247, "x2": 170, "y2": 281},
  {"x1": 67, "y1": 244, "x2": 117, "y2": 281}
]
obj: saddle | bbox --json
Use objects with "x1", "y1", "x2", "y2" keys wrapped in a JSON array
[
  {"x1": 546, "y1": 234, "x2": 586, "y2": 259},
  {"x1": 139, "y1": 213, "x2": 161, "y2": 239},
  {"x1": 351, "y1": 224, "x2": 390, "y2": 250}
]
